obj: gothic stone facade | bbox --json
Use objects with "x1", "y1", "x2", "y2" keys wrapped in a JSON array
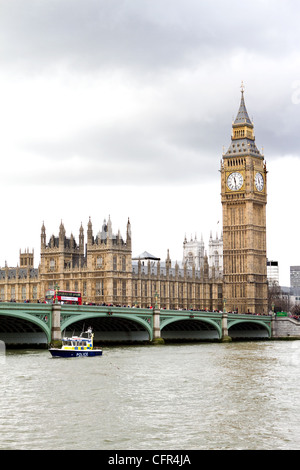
[
  {"x1": 0, "y1": 250, "x2": 38, "y2": 302},
  {"x1": 0, "y1": 217, "x2": 223, "y2": 311}
]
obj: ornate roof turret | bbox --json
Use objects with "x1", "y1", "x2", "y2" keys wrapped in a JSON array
[
  {"x1": 126, "y1": 217, "x2": 131, "y2": 247},
  {"x1": 87, "y1": 217, "x2": 93, "y2": 244},
  {"x1": 166, "y1": 249, "x2": 171, "y2": 270},
  {"x1": 59, "y1": 221, "x2": 66, "y2": 248},
  {"x1": 41, "y1": 221, "x2": 46, "y2": 247},
  {"x1": 233, "y1": 81, "x2": 252, "y2": 127},
  {"x1": 223, "y1": 82, "x2": 263, "y2": 159},
  {"x1": 107, "y1": 215, "x2": 112, "y2": 239},
  {"x1": 126, "y1": 217, "x2": 131, "y2": 238},
  {"x1": 59, "y1": 220, "x2": 65, "y2": 238},
  {"x1": 79, "y1": 222, "x2": 84, "y2": 248}
]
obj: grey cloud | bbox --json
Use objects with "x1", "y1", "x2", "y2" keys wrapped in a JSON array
[
  {"x1": 0, "y1": 0, "x2": 204, "y2": 72},
  {"x1": 1, "y1": 0, "x2": 299, "y2": 75},
  {"x1": 2, "y1": 0, "x2": 300, "y2": 190},
  {"x1": 19, "y1": 87, "x2": 300, "y2": 188},
  {"x1": 22, "y1": 121, "x2": 221, "y2": 187}
]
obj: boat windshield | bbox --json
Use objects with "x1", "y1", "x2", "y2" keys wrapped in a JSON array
[{"x1": 68, "y1": 340, "x2": 89, "y2": 347}]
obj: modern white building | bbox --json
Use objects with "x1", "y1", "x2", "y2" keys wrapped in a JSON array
[
  {"x1": 267, "y1": 260, "x2": 279, "y2": 286},
  {"x1": 290, "y1": 266, "x2": 300, "y2": 289}
]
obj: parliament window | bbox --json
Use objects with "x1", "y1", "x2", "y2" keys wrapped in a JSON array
[
  {"x1": 122, "y1": 281, "x2": 126, "y2": 297},
  {"x1": 33, "y1": 286, "x2": 37, "y2": 300},
  {"x1": 96, "y1": 281, "x2": 104, "y2": 296}
]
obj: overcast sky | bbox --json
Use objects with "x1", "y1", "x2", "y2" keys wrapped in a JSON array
[{"x1": 0, "y1": 0, "x2": 300, "y2": 286}]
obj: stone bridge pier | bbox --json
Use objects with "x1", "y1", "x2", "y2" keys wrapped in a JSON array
[
  {"x1": 152, "y1": 306, "x2": 164, "y2": 344},
  {"x1": 221, "y1": 312, "x2": 231, "y2": 342},
  {"x1": 51, "y1": 304, "x2": 62, "y2": 344}
]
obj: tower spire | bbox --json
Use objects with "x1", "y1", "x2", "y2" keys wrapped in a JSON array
[
  {"x1": 223, "y1": 83, "x2": 262, "y2": 158},
  {"x1": 234, "y1": 82, "x2": 252, "y2": 126}
]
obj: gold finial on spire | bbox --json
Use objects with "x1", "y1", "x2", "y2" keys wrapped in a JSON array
[{"x1": 241, "y1": 80, "x2": 245, "y2": 93}]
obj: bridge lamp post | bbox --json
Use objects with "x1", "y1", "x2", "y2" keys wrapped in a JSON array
[{"x1": 54, "y1": 283, "x2": 59, "y2": 304}]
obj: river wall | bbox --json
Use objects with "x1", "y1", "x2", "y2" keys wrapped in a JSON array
[{"x1": 273, "y1": 317, "x2": 300, "y2": 338}]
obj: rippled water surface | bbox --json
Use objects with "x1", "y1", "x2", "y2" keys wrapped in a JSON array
[{"x1": 1, "y1": 341, "x2": 300, "y2": 450}]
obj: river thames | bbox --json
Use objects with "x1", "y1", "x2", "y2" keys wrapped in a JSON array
[{"x1": 1, "y1": 340, "x2": 300, "y2": 450}]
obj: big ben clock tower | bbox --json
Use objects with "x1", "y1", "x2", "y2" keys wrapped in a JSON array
[{"x1": 221, "y1": 84, "x2": 268, "y2": 314}]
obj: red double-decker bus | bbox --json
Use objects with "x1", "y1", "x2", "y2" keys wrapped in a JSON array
[{"x1": 45, "y1": 290, "x2": 82, "y2": 305}]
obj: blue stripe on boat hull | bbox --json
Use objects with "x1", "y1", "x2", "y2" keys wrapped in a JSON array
[{"x1": 49, "y1": 349, "x2": 103, "y2": 358}]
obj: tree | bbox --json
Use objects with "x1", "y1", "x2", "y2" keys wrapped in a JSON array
[
  {"x1": 268, "y1": 281, "x2": 289, "y2": 313},
  {"x1": 291, "y1": 304, "x2": 300, "y2": 316}
]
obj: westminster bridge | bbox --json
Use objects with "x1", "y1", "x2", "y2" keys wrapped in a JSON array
[{"x1": 1, "y1": 302, "x2": 299, "y2": 346}]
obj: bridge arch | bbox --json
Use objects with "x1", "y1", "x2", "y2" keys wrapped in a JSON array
[
  {"x1": 161, "y1": 316, "x2": 222, "y2": 341},
  {"x1": 61, "y1": 312, "x2": 153, "y2": 342},
  {"x1": 228, "y1": 319, "x2": 271, "y2": 339},
  {"x1": 0, "y1": 312, "x2": 51, "y2": 344}
]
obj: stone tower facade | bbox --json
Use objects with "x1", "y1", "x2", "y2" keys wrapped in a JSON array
[
  {"x1": 183, "y1": 234, "x2": 205, "y2": 270},
  {"x1": 208, "y1": 231, "x2": 223, "y2": 278},
  {"x1": 39, "y1": 216, "x2": 133, "y2": 305},
  {"x1": 182, "y1": 232, "x2": 223, "y2": 278},
  {"x1": 220, "y1": 85, "x2": 268, "y2": 313}
]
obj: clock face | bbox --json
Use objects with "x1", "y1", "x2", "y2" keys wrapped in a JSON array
[
  {"x1": 255, "y1": 172, "x2": 264, "y2": 191},
  {"x1": 227, "y1": 172, "x2": 243, "y2": 191}
]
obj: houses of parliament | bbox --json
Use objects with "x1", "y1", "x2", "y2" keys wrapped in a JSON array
[{"x1": 0, "y1": 88, "x2": 268, "y2": 313}]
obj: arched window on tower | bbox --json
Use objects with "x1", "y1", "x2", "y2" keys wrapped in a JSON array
[{"x1": 187, "y1": 252, "x2": 194, "y2": 268}]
